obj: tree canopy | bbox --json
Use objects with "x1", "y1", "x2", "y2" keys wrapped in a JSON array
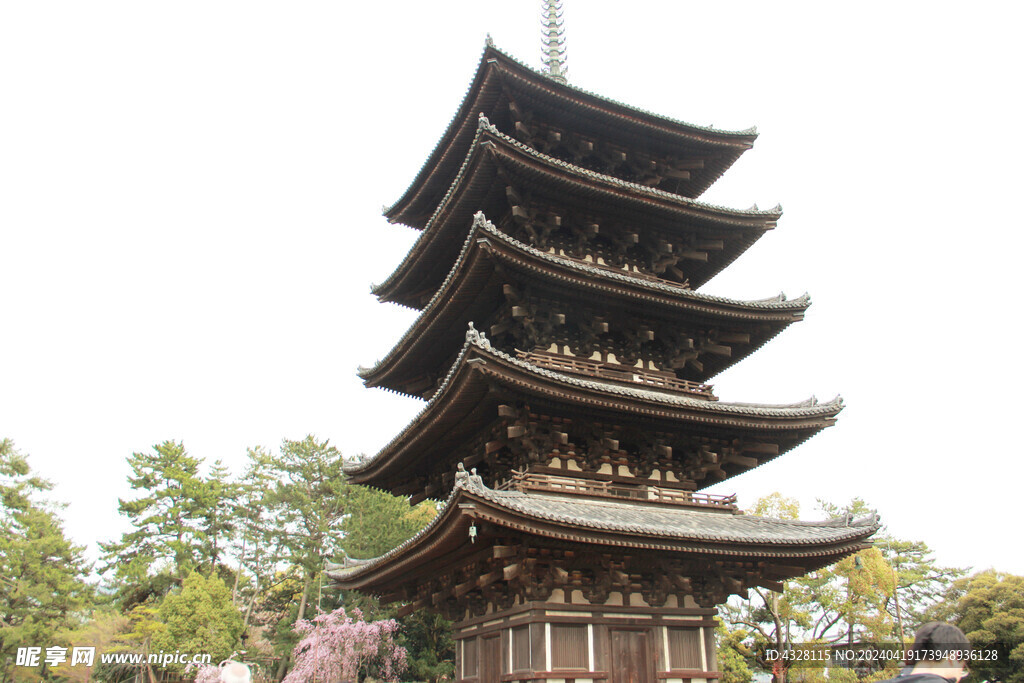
[{"x1": 0, "y1": 439, "x2": 92, "y2": 683}]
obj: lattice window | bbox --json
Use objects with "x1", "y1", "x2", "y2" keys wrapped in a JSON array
[
  {"x1": 551, "y1": 624, "x2": 588, "y2": 669},
  {"x1": 667, "y1": 627, "x2": 703, "y2": 670}
]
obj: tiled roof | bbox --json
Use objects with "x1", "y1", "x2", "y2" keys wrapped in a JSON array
[
  {"x1": 362, "y1": 212, "x2": 809, "y2": 382},
  {"x1": 327, "y1": 474, "x2": 878, "y2": 582},
  {"x1": 347, "y1": 326, "x2": 841, "y2": 477},
  {"x1": 470, "y1": 485, "x2": 878, "y2": 546},
  {"x1": 477, "y1": 116, "x2": 776, "y2": 218},
  {"x1": 374, "y1": 118, "x2": 779, "y2": 303}
]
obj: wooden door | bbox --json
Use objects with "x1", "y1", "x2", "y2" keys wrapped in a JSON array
[
  {"x1": 610, "y1": 629, "x2": 653, "y2": 683},
  {"x1": 479, "y1": 634, "x2": 501, "y2": 683}
]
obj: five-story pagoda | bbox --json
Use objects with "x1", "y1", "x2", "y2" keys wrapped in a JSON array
[{"x1": 331, "y1": 13, "x2": 878, "y2": 683}]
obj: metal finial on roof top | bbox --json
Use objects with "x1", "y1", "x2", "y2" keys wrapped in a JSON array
[{"x1": 541, "y1": 0, "x2": 567, "y2": 84}]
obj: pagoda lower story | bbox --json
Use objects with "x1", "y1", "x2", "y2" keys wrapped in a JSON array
[{"x1": 330, "y1": 463, "x2": 877, "y2": 682}]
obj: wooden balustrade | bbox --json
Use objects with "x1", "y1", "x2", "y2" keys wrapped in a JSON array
[
  {"x1": 517, "y1": 350, "x2": 716, "y2": 399},
  {"x1": 497, "y1": 472, "x2": 737, "y2": 511}
]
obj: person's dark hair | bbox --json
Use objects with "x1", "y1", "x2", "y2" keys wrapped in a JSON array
[{"x1": 908, "y1": 622, "x2": 971, "y2": 662}]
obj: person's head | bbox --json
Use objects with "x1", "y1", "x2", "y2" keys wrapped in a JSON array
[
  {"x1": 220, "y1": 661, "x2": 251, "y2": 683},
  {"x1": 907, "y1": 622, "x2": 971, "y2": 678}
]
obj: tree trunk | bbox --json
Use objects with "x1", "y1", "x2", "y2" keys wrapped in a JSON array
[
  {"x1": 231, "y1": 536, "x2": 247, "y2": 605},
  {"x1": 275, "y1": 573, "x2": 312, "y2": 682},
  {"x1": 242, "y1": 577, "x2": 260, "y2": 631}
]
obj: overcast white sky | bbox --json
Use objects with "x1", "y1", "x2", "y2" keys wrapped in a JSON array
[{"x1": 2, "y1": 1, "x2": 1022, "y2": 578}]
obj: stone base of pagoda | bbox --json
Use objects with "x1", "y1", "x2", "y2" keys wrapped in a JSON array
[{"x1": 453, "y1": 597, "x2": 721, "y2": 683}]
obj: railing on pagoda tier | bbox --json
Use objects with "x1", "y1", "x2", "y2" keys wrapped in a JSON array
[
  {"x1": 516, "y1": 350, "x2": 716, "y2": 400},
  {"x1": 557, "y1": 252, "x2": 692, "y2": 290},
  {"x1": 496, "y1": 470, "x2": 738, "y2": 512}
]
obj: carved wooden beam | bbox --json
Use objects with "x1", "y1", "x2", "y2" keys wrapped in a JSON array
[
  {"x1": 679, "y1": 249, "x2": 709, "y2": 262},
  {"x1": 717, "y1": 331, "x2": 751, "y2": 344},
  {"x1": 396, "y1": 598, "x2": 430, "y2": 618},
  {"x1": 742, "y1": 442, "x2": 780, "y2": 455},
  {"x1": 492, "y1": 545, "x2": 518, "y2": 559},
  {"x1": 477, "y1": 569, "x2": 504, "y2": 589},
  {"x1": 723, "y1": 452, "x2": 759, "y2": 469}
]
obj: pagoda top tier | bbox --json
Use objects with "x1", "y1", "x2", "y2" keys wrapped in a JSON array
[{"x1": 386, "y1": 43, "x2": 758, "y2": 229}]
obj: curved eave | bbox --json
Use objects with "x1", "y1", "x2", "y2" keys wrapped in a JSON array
[
  {"x1": 361, "y1": 214, "x2": 807, "y2": 396},
  {"x1": 385, "y1": 44, "x2": 758, "y2": 229},
  {"x1": 347, "y1": 337, "x2": 842, "y2": 490},
  {"x1": 374, "y1": 122, "x2": 780, "y2": 308},
  {"x1": 329, "y1": 482, "x2": 878, "y2": 593}
]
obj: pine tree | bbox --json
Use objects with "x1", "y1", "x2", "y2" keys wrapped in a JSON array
[
  {"x1": 197, "y1": 458, "x2": 240, "y2": 572},
  {"x1": 0, "y1": 439, "x2": 92, "y2": 683},
  {"x1": 99, "y1": 440, "x2": 206, "y2": 599},
  {"x1": 264, "y1": 436, "x2": 349, "y2": 679}
]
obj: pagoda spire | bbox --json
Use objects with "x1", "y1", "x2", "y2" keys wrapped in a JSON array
[{"x1": 540, "y1": 0, "x2": 567, "y2": 84}]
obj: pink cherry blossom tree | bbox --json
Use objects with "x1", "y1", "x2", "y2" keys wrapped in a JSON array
[
  {"x1": 282, "y1": 608, "x2": 407, "y2": 683},
  {"x1": 186, "y1": 662, "x2": 224, "y2": 683}
]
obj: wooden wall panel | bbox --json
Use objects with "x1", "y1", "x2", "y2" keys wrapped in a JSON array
[
  {"x1": 480, "y1": 635, "x2": 501, "y2": 683},
  {"x1": 530, "y1": 622, "x2": 545, "y2": 672},
  {"x1": 512, "y1": 625, "x2": 531, "y2": 671},
  {"x1": 610, "y1": 629, "x2": 653, "y2": 683},
  {"x1": 463, "y1": 636, "x2": 478, "y2": 677},
  {"x1": 592, "y1": 624, "x2": 607, "y2": 671},
  {"x1": 704, "y1": 627, "x2": 718, "y2": 671}
]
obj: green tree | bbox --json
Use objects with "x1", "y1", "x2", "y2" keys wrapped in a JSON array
[
  {"x1": 716, "y1": 624, "x2": 753, "y2": 683},
  {"x1": 723, "y1": 495, "x2": 963, "y2": 682},
  {"x1": 229, "y1": 447, "x2": 283, "y2": 635},
  {"x1": 99, "y1": 441, "x2": 207, "y2": 604},
  {"x1": 100, "y1": 441, "x2": 242, "y2": 607},
  {"x1": 52, "y1": 610, "x2": 130, "y2": 683},
  {"x1": 153, "y1": 572, "x2": 244, "y2": 672},
  {"x1": 724, "y1": 493, "x2": 809, "y2": 682},
  {"x1": 337, "y1": 482, "x2": 452, "y2": 681},
  {"x1": 198, "y1": 459, "x2": 240, "y2": 572},
  {"x1": 0, "y1": 439, "x2": 92, "y2": 683},
  {"x1": 264, "y1": 436, "x2": 349, "y2": 679},
  {"x1": 929, "y1": 570, "x2": 1024, "y2": 683},
  {"x1": 876, "y1": 537, "x2": 963, "y2": 638},
  {"x1": 339, "y1": 484, "x2": 437, "y2": 561}
]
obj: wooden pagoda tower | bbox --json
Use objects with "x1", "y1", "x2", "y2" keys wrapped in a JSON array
[{"x1": 330, "y1": 31, "x2": 878, "y2": 683}]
